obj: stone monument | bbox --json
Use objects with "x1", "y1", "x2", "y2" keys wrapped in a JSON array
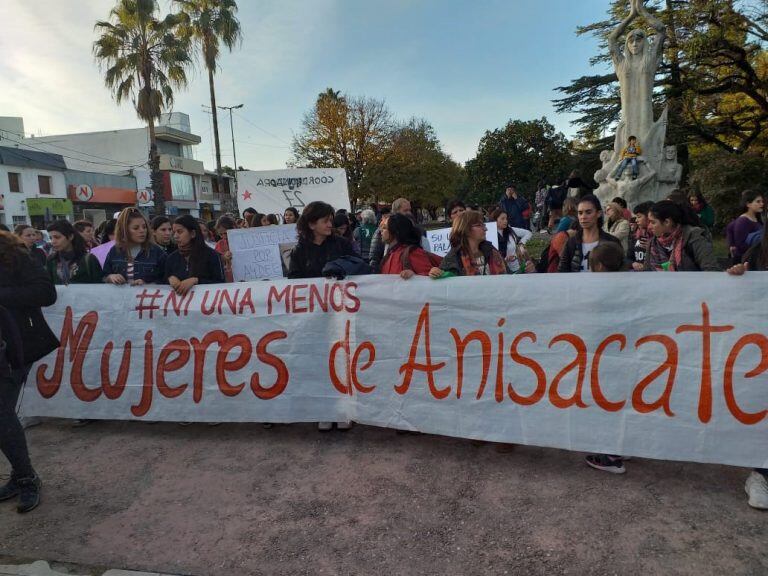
[{"x1": 594, "y1": 0, "x2": 682, "y2": 208}]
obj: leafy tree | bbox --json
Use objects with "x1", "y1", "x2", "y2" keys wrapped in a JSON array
[
  {"x1": 175, "y1": 0, "x2": 242, "y2": 191},
  {"x1": 94, "y1": 0, "x2": 191, "y2": 215},
  {"x1": 688, "y1": 150, "x2": 768, "y2": 231},
  {"x1": 291, "y1": 89, "x2": 396, "y2": 206},
  {"x1": 554, "y1": 0, "x2": 768, "y2": 174},
  {"x1": 367, "y1": 118, "x2": 465, "y2": 211},
  {"x1": 464, "y1": 117, "x2": 571, "y2": 206}
]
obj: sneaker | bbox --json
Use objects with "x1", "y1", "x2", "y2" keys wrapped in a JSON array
[
  {"x1": 336, "y1": 421, "x2": 352, "y2": 431},
  {"x1": 317, "y1": 422, "x2": 333, "y2": 431},
  {"x1": 745, "y1": 471, "x2": 768, "y2": 510},
  {"x1": 585, "y1": 454, "x2": 626, "y2": 474},
  {"x1": 0, "y1": 475, "x2": 20, "y2": 502},
  {"x1": 16, "y1": 474, "x2": 42, "y2": 514}
]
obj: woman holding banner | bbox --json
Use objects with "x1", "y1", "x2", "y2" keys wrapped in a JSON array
[
  {"x1": 0, "y1": 230, "x2": 59, "y2": 513},
  {"x1": 380, "y1": 214, "x2": 441, "y2": 278},
  {"x1": 45, "y1": 220, "x2": 103, "y2": 285},
  {"x1": 726, "y1": 219, "x2": 768, "y2": 509},
  {"x1": 288, "y1": 202, "x2": 356, "y2": 432},
  {"x1": 214, "y1": 216, "x2": 237, "y2": 283},
  {"x1": 103, "y1": 208, "x2": 167, "y2": 286},
  {"x1": 287, "y1": 202, "x2": 357, "y2": 280},
  {"x1": 165, "y1": 215, "x2": 225, "y2": 295},
  {"x1": 150, "y1": 216, "x2": 175, "y2": 254},
  {"x1": 557, "y1": 196, "x2": 622, "y2": 273},
  {"x1": 644, "y1": 201, "x2": 718, "y2": 272},
  {"x1": 429, "y1": 211, "x2": 507, "y2": 278}
]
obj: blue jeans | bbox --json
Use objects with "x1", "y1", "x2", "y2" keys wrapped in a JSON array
[{"x1": 613, "y1": 158, "x2": 638, "y2": 178}]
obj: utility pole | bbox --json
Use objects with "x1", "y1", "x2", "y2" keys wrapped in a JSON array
[{"x1": 218, "y1": 104, "x2": 243, "y2": 198}]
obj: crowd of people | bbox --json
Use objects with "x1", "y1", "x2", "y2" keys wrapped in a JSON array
[{"x1": 0, "y1": 183, "x2": 766, "y2": 514}]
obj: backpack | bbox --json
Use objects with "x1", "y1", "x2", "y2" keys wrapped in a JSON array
[
  {"x1": 547, "y1": 186, "x2": 568, "y2": 210},
  {"x1": 535, "y1": 241, "x2": 559, "y2": 273},
  {"x1": 400, "y1": 245, "x2": 443, "y2": 272}
]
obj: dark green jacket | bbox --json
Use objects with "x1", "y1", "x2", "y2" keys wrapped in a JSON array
[{"x1": 46, "y1": 253, "x2": 103, "y2": 285}]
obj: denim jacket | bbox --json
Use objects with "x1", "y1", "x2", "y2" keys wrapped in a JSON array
[{"x1": 102, "y1": 244, "x2": 167, "y2": 284}]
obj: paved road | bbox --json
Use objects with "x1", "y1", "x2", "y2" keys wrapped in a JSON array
[{"x1": 0, "y1": 421, "x2": 765, "y2": 576}]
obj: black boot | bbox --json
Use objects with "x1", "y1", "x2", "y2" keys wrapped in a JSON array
[
  {"x1": 0, "y1": 475, "x2": 20, "y2": 502},
  {"x1": 16, "y1": 474, "x2": 41, "y2": 514}
]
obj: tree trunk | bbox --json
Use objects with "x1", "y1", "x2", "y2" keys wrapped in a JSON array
[
  {"x1": 208, "y1": 66, "x2": 224, "y2": 195},
  {"x1": 148, "y1": 119, "x2": 166, "y2": 216}
]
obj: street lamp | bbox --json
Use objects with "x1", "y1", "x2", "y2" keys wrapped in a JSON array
[{"x1": 218, "y1": 104, "x2": 243, "y2": 197}]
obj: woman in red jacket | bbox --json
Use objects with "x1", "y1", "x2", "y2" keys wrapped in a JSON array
[{"x1": 380, "y1": 214, "x2": 440, "y2": 278}]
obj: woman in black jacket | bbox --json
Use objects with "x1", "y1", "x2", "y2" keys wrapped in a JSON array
[
  {"x1": 287, "y1": 201, "x2": 356, "y2": 279},
  {"x1": 165, "y1": 215, "x2": 225, "y2": 295},
  {"x1": 0, "y1": 231, "x2": 58, "y2": 513}
]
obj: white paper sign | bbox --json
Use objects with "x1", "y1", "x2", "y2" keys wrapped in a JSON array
[
  {"x1": 22, "y1": 273, "x2": 768, "y2": 469},
  {"x1": 236, "y1": 168, "x2": 351, "y2": 216},
  {"x1": 228, "y1": 224, "x2": 298, "y2": 281},
  {"x1": 427, "y1": 223, "x2": 498, "y2": 257}
]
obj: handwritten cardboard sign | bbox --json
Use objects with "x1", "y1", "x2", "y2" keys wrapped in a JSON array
[
  {"x1": 427, "y1": 223, "x2": 498, "y2": 257},
  {"x1": 228, "y1": 224, "x2": 298, "y2": 281}
]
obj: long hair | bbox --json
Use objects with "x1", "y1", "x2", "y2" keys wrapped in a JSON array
[
  {"x1": 386, "y1": 214, "x2": 421, "y2": 247},
  {"x1": 0, "y1": 230, "x2": 29, "y2": 270},
  {"x1": 651, "y1": 200, "x2": 699, "y2": 227},
  {"x1": 296, "y1": 201, "x2": 334, "y2": 242},
  {"x1": 114, "y1": 207, "x2": 153, "y2": 255},
  {"x1": 173, "y1": 214, "x2": 209, "y2": 277},
  {"x1": 450, "y1": 210, "x2": 484, "y2": 256},
  {"x1": 562, "y1": 197, "x2": 578, "y2": 218},
  {"x1": 47, "y1": 219, "x2": 87, "y2": 260},
  {"x1": 740, "y1": 189, "x2": 764, "y2": 222},
  {"x1": 215, "y1": 215, "x2": 236, "y2": 231}
]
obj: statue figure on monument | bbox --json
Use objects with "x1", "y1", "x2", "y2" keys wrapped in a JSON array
[{"x1": 594, "y1": 0, "x2": 678, "y2": 207}]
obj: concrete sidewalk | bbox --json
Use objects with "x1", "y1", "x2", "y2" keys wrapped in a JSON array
[{"x1": 0, "y1": 420, "x2": 766, "y2": 575}]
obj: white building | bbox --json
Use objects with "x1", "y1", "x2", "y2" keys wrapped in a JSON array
[
  {"x1": 0, "y1": 145, "x2": 69, "y2": 228},
  {"x1": 0, "y1": 113, "x2": 233, "y2": 219}
]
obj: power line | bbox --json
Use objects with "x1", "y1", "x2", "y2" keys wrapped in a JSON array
[
  {"x1": 234, "y1": 139, "x2": 290, "y2": 149},
  {"x1": 0, "y1": 131, "x2": 149, "y2": 171},
  {"x1": 232, "y1": 110, "x2": 292, "y2": 146}
]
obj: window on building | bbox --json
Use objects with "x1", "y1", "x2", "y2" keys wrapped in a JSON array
[
  {"x1": 12, "y1": 215, "x2": 28, "y2": 226},
  {"x1": 8, "y1": 172, "x2": 21, "y2": 193},
  {"x1": 38, "y1": 175, "x2": 52, "y2": 195},
  {"x1": 170, "y1": 172, "x2": 195, "y2": 201}
]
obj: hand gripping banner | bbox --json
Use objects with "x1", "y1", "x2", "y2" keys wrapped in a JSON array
[{"x1": 23, "y1": 273, "x2": 768, "y2": 468}]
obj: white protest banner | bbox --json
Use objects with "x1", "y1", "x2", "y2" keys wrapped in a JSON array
[
  {"x1": 228, "y1": 224, "x2": 297, "y2": 281},
  {"x1": 237, "y1": 168, "x2": 350, "y2": 216},
  {"x1": 427, "y1": 223, "x2": 498, "y2": 257},
  {"x1": 24, "y1": 273, "x2": 768, "y2": 469}
]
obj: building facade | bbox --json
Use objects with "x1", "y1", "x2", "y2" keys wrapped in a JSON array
[
  {"x1": 0, "y1": 113, "x2": 233, "y2": 219},
  {"x1": 0, "y1": 146, "x2": 70, "y2": 228}
]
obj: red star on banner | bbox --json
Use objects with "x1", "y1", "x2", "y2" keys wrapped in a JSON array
[{"x1": 242, "y1": 190, "x2": 252, "y2": 201}]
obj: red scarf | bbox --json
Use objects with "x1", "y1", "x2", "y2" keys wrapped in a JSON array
[
  {"x1": 459, "y1": 246, "x2": 506, "y2": 276},
  {"x1": 648, "y1": 226, "x2": 683, "y2": 271}
]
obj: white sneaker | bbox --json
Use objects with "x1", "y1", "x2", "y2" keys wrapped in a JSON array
[
  {"x1": 745, "y1": 471, "x2": 768, "y2": 510},
  {"x1": 336, "y1": 421, "x2": 352, "y2": 431},
  {"x1": 317, "y1": 422, "x2": 333, "y2": 431}
]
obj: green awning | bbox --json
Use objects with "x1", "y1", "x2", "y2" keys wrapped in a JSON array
[{"x1": 27, "y1": 198, "x2": 73, "y2": 217}]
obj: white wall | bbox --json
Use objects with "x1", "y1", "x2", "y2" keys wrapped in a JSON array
[
  {"x1": 18, "y1": 128, "x2": 150, "y2": 175},
  {"x1": 0, "y1": 165, "x2": 67, "y2": 227}
]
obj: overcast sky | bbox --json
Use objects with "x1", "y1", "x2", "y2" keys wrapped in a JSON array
[{"x1": 0, "y1": 0, "x2": 611, "y2": 171}]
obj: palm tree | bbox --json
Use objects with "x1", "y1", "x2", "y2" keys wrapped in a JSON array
[
  {"x1": 175, "y1": 0, "x2": 242, "y2": 196},
  {"x1": 94, "y1": 0, "x2": 191, "y2": 216}
]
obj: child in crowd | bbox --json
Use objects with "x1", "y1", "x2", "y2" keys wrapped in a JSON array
[
  {"x1": 613, "y1": 135, "x2": 642, "y2": 180},
  {"x1": 584, "y1": 241, "x2": 628, "y2": 474}
]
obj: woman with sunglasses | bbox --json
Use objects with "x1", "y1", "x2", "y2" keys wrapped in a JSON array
[{"x1": 430, "y1": 211, "x2": 506, "y2": 278}]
